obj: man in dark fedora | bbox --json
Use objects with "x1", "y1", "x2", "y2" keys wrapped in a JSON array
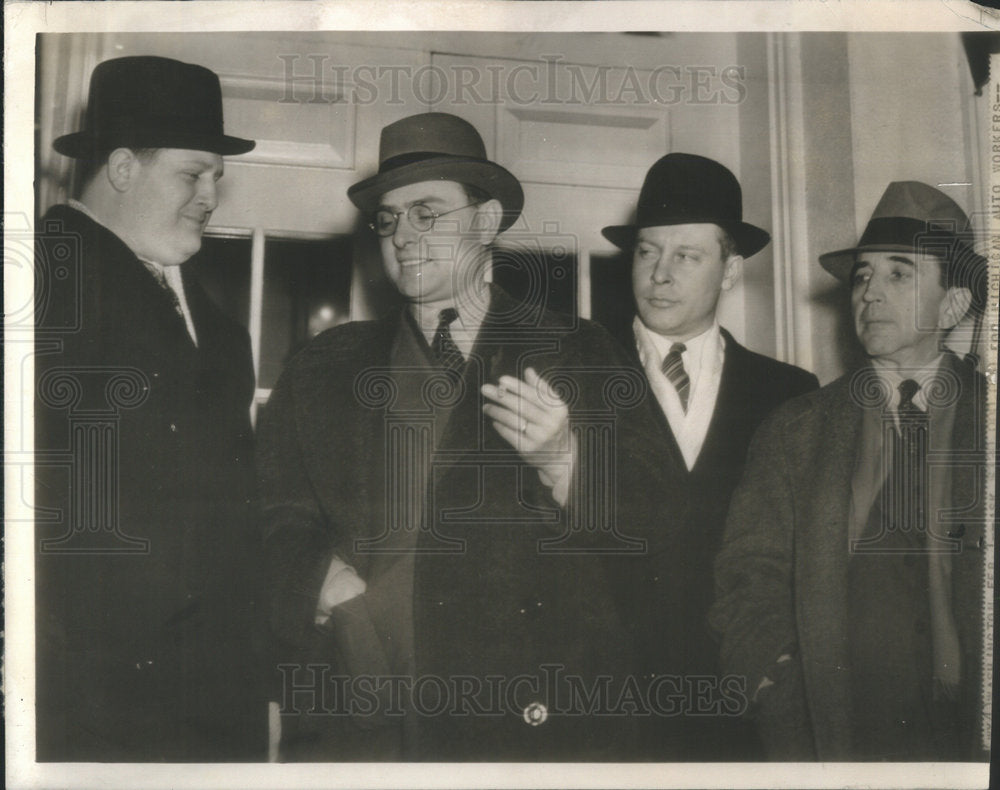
[
  {"x1": 600, "y1": 153, "x2": 818, "y2": 759},
  {"x1": 712, "y1": 181, "x2": 989, "y2": 760},
  {"x1": 257, "y1": 112, "x2": 683, "y2": 760},
  {"x1": 35, "y1": 56, "x2": 266, "y2": 760}
]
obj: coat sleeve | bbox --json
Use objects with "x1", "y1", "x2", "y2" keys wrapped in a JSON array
[
  {"x1": 256, "y1": 365, "x2": 339, "y2": 651},
  {"x1": 710, "y1": 408, "x2": 816, "y2": 759}
]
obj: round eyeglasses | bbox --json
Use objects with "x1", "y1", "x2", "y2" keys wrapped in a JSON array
[{"x1": 369, "y1": 202, "x2": 481, "y2": 237}]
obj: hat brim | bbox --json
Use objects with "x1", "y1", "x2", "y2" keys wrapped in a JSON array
[
  {"x1": 819, "y1": 240, "x2": 988, "y2": 283},
  {"x1": 601, "y1": 220, "x2": 771, "y2": 259},
  {"x1": 348, "y1": 156, "x2": 524, "y2": 233},
  {"x1": 53, "y1": 129, "x2": 256, "y2": 158}
]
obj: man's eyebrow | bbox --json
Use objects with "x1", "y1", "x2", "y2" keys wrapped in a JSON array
[
  {"x1": 886, "y1": 255, "x2": 916, "y2": 266},
  {"x1": 376, "y1": 196, "x2": 448, "y2": 212}
]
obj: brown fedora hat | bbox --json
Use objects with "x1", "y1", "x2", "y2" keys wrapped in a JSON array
[
  {"x1": 601, "y1": 153, "x2": 770, "y2": 258},
  {"x1": 53, "y1": 56, "x2": 255, "y2": 158},
  {"x1": 819, "y1": 181, "x2": 986, "y2": 287},
  {"x1": 348, "y1": 113, "x2": 524, "y2": 233}
]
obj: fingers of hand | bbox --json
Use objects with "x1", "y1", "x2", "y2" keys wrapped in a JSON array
[{"x1": 482, "y1": 402, "x2": 532, "y2": 440}]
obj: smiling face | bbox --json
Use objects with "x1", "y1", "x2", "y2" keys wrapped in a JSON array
[
  {"x1": 377, "y1": 179, "x2": 494, "y2": 308},
  {"x1": 850, "y1": 251, "x2": 958, "y2": 369},
  {"x1": 118, "y1": 148, "x2": 224, "y2": 265},
  {"x1": 631, "y1": 223, "x2": 741, "y2": 342}
]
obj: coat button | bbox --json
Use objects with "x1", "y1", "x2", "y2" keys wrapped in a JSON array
[
  {"x1": 169, "y1": 423, "x2": 177, "y2": 432},
  {"x1": 523, "y1": 702, "x2": 548, "y2": 726}
]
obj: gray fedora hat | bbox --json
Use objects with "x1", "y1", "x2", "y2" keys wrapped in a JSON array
[
  {"x1": 53, "y1": 56, "x2": 255, "y2": 158},
  {"x1": 348, "y1": 113, "x2": 524, "y2": 233},
  {"x1": 819, "y1": 181, "x2": 986, "y2": 285}
]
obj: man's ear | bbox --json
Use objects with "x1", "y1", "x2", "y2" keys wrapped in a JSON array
[
  {"x1": 721, "y1": 255, "x2": 744, "y2": 292},
  {"x1": 106, "y1": 148, "x2": 140, "y2": 193},
  {"x1": 471, "y1": 198, "x2": 503, "y2": 246},
  {"x1": 938, "y1": 286, "x2": 972, "y2": 330}
]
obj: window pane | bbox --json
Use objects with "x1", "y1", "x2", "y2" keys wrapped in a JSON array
[
  {"x1": 260, "y1": 236, "x2": 352, "y2": 389},
  {"x1": 490, "y1": 243, "x2": 578, "y2": 327},
  {"x1": 589, "y1": 251, "x2": 635, "y2": 341},
  {"x1": 189, "y1": 235, "x2": 252, "y2": 329}
]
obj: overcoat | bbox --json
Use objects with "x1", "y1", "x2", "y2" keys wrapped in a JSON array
[
  {"x1": 711, "y1": 353, "x2": 988, "y2": 760},
  {"x1": 258, "y1": 286, "x2": 687, "y2": 761},
  {"x1": 609, "y1": 324, "x2": 817, "y2": 758},
  {"x1": 34, "y1": 204, "x2": 267, "y2": 761}
]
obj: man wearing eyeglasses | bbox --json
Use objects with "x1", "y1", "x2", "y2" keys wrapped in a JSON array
[{"x1": 257, "y1": 113, "x2": 684, "y2": 761}]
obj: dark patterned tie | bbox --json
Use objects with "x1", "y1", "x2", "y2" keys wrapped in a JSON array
[
  {"x1": 889, "y1": 379, "x2": 928, "y2": 536},
  {"x1": 431, "y1": 307, "x2": 464, "y2": 372},
  {"x1": 141, "y1": 262, "x2": 185, "y2": 319},
  {"x1": 660, "y1": 342, "x2": 690, "y2": 412}
]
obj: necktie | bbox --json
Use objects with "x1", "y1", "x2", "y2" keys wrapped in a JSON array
[
  {"x1": 660, "y1": 342, "x2": 690, "y2": 412},
  {"x1": 431, "y1": 307, "x2": 464, "y2": 372},
  {"x1": 141, "y1": 261, "x2": 185, "y2": 319},
  {"x1": 891, "y1": 379, "x2": 928, "y2": 537}
]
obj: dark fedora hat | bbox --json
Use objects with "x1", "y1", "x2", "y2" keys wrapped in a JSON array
[
  {"x1": 601, "y1": 153, "x2": 770, "y2": 258},
  {"x1": 820, "y1": 181, "x2": 986, "y2": 285},
  {"x1": 348, "y1": 112, "x2": 524, "y2": 233},
  {"x1": 53, "y1": 56, "x2": 255, "y2": 158}
]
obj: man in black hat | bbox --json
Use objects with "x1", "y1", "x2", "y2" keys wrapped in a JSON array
[
  {"x1": 257, "y1": 112, "x2": 682, "y2": 761},
  {"x1": 35, "y1": 56, "x2": 266, "y2": 760},
  {"x1": 601, "y1": 153, "x2": 818, "y2": 759},
  {"x1": 711, "y1": 181, "x2": 989, "y2": 761}
]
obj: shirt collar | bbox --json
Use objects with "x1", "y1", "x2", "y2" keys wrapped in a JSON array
[
  {"x1": 871, "y1": 354, "x2": 944, "y2": 412},
  {"x1": 639, "y1": 319, "x2": 721, "y2": 362}
]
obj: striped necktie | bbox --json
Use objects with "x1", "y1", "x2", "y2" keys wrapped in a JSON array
[
  {"x1": 431, "y1": 307, "x2": 464, "y2": 372},
  {"x1": 661, "y1": 342, "x2": 690, "y2": 412}
]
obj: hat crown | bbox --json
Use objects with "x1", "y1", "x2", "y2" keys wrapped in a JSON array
[
  {"x1": 87, "y1": 56, "x2": 223, "y2": 138},
  {"x1": 636, "y1": 153, "x2": 743, "y2": 225},
  {"x1": 377, "y1": 113, "x2": 488, "y2": 170},
  {"x1": 53, "y1": 56, "x2": 254, "y2": 157},
  {"x1": 870, "y1": 180, "x2": 970, "y2": 229}
]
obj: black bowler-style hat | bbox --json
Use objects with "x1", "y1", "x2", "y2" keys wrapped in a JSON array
[
  {"x1": 53, "y1": 56, "x2": 255, "y2": 158},
  {"x1": 601, "y1": 153, "x2": 770, "y2": 258},
  {"x1": 819, "y1": 181, "x2": 986, "y2": 286},
  {"x1": 348, "y1": 112, "x2": 524, "y2": 233}
]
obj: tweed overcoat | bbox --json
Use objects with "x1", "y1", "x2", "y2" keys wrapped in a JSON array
[
  {"x1": 258, "y1": 286, "x2": 687, "y2": 761},
  {"x1": 711, "y1": 353, "x2": 988, "y2": 760}
]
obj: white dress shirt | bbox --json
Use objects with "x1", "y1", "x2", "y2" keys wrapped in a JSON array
[{"x1": 634, "y1": 316, "x2": 726, "y2": 471}]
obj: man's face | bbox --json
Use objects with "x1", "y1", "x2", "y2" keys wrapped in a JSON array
[
  {"x1": 851, "y1": 251, "x2": 953, "y2": 368},
  {"x1": 631, "y1": 223, "x2": 740, "y2": 341},
  {"x1": 377, "y1": 180, "x2": 487, "y2": 307},
  {"x1": 122, "y1": 148, "x2": 223, "y2": 265}
]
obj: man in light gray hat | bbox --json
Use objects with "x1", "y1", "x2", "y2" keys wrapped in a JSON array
[
  {"x1": 258, "y1": 112, "x2": 683, "y2": 761},
  {"x1": 35, "y1": 56, "x2": 266, "y2": 761},
  {"x1": 711, "y1": 181, "x2": 989, "y2": 761}
]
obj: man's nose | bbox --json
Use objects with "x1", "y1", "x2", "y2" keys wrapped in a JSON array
[
  {"x1": 392, "y1": 213, "x2": 419, "y2": 249},
  {"x1": 197, "y1": 178, "x2": 218, "y2": 213},
  {"x1": 651, "y1": 256, "x2": 673, "y2": 284},
  {"x1": 862, "y1": 274, "x2": 884, "y2": 302}
]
